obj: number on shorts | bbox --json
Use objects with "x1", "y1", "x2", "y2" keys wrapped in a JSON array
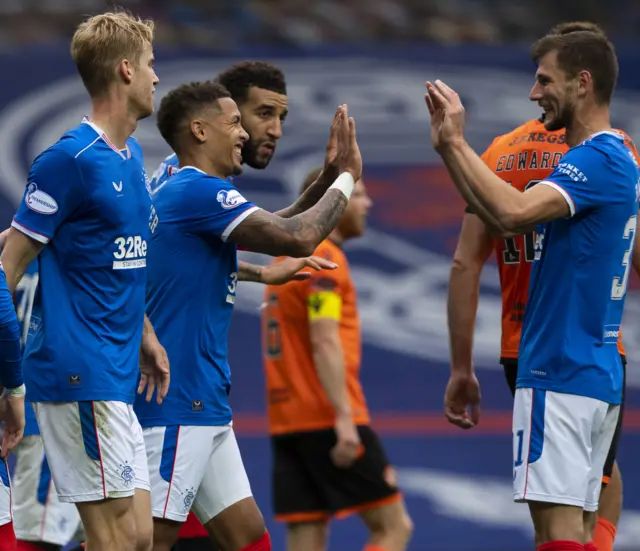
[
  {"x1": 514, "y1": 429, "x2": 525, "y2": 467},
  {"x1": 611, "y1": 215, "x2": 637, "y2": 300}
]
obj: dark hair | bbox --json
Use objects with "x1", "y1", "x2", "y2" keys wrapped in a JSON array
[
  {"x1": 156, "y1": 81, "x2": 231, "y2": 154},
  {"x1": 215, "y1": 61, "x2": 286, "y2": 104},
  {"x1": 549, "y1": 21, "x2": 606, "y2": 36},
  {"x1": 531, "y1": 31, "x2": 618, "y2": 105}
]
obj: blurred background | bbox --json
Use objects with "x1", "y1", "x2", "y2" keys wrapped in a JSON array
[{"x1": 2, "y1": 1, "x2": 640, "y2": 550}]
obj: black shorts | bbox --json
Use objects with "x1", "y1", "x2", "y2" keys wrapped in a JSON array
[
  {"x1": 501, "y1": 356, "x2": 626, "y2": 485},
  {"x1": 271, "y1": 425, "x2": 400, "y2": 523}
]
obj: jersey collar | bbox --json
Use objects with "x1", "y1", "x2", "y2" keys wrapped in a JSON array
[{"x1": 82, "y1": 118, "x2": 131, "y2": 160}]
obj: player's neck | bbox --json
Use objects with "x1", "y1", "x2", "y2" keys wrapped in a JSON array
[
  {"x1": 178, "y1": 152, "x2": 229, "y2": 180},
  {"x1": 565, "y1": 107, "x2": 611, "y2": 147},
  {"x1": 89, "y1": 97, "x2": 138, "y2": 150}
]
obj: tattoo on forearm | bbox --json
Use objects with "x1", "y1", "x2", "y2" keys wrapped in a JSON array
[
  {"x1": 275, "y1": 170, "x2": 336, "y2": 218},
  {"x1": 231, "y1": 189, "x2": 348, "y2": 256}
]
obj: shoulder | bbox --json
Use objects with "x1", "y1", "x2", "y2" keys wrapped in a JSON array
[{"x1": 314, "y1": 240, "x2": 349, "y2": 279}]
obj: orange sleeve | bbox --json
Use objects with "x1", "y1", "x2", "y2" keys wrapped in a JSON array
[{"x1": 303, "y1": 244, "x2": 346, "y2": 321}]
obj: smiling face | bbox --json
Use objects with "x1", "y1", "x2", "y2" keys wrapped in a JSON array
[
  {"x1": 201, "y1": 97, "x2": 250, "y2": 177},
  {"x1": 530, "y1": 50, "x2": 577, "y2": 132},
  {"x1": 237, "y1": 86, "x2": 288, "y2": 169}
]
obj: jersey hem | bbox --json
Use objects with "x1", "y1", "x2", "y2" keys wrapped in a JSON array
[
  {"x1": 269, "y1": 417, "x2": 371, "y2": 436},
  {"x1": 514, "y1": 382, "x2": 622, "y2": 405},
  {"x1": 27, "y1": 392, "x2": 135, "y2": 404},
  {"x1": 137, "y1": 415, "x2": 233, "y2": 428}
]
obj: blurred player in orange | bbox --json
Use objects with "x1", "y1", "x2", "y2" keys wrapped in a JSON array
[
  {"x1": 261, "y1": 168, "x2": 413, "y2": 551},
  {"x1": 444, "y1": 21, "x2": 640, "y2": 551}
]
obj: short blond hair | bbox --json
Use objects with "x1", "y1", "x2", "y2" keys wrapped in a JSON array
[{"x1": 71, "y1": 10, "x2": 154, "y2": 97}]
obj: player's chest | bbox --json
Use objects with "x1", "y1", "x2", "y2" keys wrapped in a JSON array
[{"x1": 81, "y1": 160, "x2": 151, "y2": 231}]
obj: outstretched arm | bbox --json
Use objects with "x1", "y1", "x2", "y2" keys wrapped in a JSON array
[
  {"x1": 426, "y1": 80, "x2": 569, "y2": 234},
  {"x1": 229, "y1": 178, "x2": 351, "y2": 257}
]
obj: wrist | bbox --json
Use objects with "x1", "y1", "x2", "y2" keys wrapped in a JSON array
[
  {"x1": 451, "y1": 364, "x2": 475, "y2": 377},
  {"x1": 255, "y1": 265, "x2": 265, "y2": 284},
  {"x1": 329, "y1": 172, "x2": 355, "y2": 200}
]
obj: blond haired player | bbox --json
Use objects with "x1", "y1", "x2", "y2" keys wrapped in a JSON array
[{"x1": 1, "y1": 10, "x2": 167, "y2": 551}]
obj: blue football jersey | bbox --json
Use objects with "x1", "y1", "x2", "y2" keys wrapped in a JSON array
[
  {"x1": 12, "y1": 120, "x2": 152, "y2": 403},
  {"x1": 14, "y1": 260, "x2": 39, "y2": 435},
  {"x1": 149, "y1": 153, "x2": 178, "y2": 191},
  {"x1": 518, "y1": 131, "x2": 640, "y2": 404},
  {"x1": 135, "y1": 166, "x2": 259, "y2": 427}
]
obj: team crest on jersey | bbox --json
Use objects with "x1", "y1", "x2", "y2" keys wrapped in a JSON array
[
  {"x1": 216, "y1": 189, "x2": 247, "y2": 209},
  {"x1": 25, "y1": 182, "x2": 58, "y2": 215}
]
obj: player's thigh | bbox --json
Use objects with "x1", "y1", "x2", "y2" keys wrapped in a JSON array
[
  {"x1": 0, "y1": 456, "x2": 10, "y2": 527},
  {"x1": 299, "y1": 426, "x2": 402, "y2": 519},
  {"x1": 13, "y1": 435, "x2": 81, "y2": 545},
  {"x1": 193, "y1": 425, "x2": 265, "y2": 548},
  {"x1": 512, "y1": 388, "x2": 609, "y2": 508},
  {"x1": 584, "y1": 403, "x2": 620, "y2": 512},
  {"x1": 601, "y1": 356, "x2": 626, "y2": 487},
  {"x1": 144, "y1": 425, "x2": 214, "y2": 524},
  {"x1": 33, "y1": 401, "x2": 140, "y2": 504},
  {"x1": 271, "y1": 434, "x2": 330, "y2": 525}
]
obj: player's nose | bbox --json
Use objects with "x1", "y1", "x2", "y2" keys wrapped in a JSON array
[{"x1": 529, "y1": 82, "x2": 542, "y2": 102}]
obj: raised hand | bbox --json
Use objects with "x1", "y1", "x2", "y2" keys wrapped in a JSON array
[
  {"x1": 334, "y1": 104, "x2": 362, "y2": 181},
  {"x1": 424, "y1": 80, "x2": 466, "y2": 152}
]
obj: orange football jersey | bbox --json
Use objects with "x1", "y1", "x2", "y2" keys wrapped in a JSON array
[
  {"x1": 482, "y1": 119, "x2": 637, "y2": 359},
  {"x1": 261, "y1": 239, "x2": 370, "y2": 435}
]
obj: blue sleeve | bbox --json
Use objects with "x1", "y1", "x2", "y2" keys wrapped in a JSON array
[
  {"x1": 12, "y1": 148, "x2": 85, "y2": 244},
  {"x1": 179, "y1": 175, "x2": 259, "y2": 241},
  {"x1": 149, "y1": 153, "x2": 178, "y2": 192},
  {"x1": 540, "y1": 145, "x2": 609, "y2": 217},
  {"x1": 0, "y1": 269, "x2": 22, "y2": 389}
]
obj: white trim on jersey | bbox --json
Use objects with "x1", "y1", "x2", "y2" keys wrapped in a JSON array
[
  {"x1": 11, "y1": 220, "x2": 50, "y2": 244},
  {"x1": 221, "y1": 206, "x2": 260, "y2": 242},
  {"x1": 538, "y1": 180, "x2": 576, "y2": 217}
]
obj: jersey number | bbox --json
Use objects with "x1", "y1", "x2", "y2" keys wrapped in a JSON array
[
  {"x1": 611, "y1": 215, "x2": 637, "y2": 300},
  {"x1": 264, "y1": 293, "x2": 282, "y2": 359},
  {"x1": 502, "y1": 180, "x2": 541, "y2": 264}
]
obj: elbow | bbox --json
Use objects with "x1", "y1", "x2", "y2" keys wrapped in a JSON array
[{"x1": 450, "y1": 255, "x2": 483, "y2": 279}]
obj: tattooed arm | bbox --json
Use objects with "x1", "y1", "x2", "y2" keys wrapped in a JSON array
[
  {"x1": 228, "y1": 187, "x2": 349, "y2": 258},
  {"x1": 274, "y1": 167, "x2": 338, "y2": 219}
]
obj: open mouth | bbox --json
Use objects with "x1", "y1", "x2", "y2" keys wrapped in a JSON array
[{"x1": 234, "y1": 143, "x2": 243, "y2": 159}]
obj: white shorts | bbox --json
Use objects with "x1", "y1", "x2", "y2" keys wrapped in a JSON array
[
  {"x1": 12, "y1": 435, "x2": 82, "y2": 545},
  {"x1": 0, "y1": 456, "x2": 10, "y2": 527},
  {"x1": 513, "y1": 388, "x2": 619, "y2": 511},
  {"x1": 33, "y1": 401, "x2": 151, "y2": 503},
  {"x1": 144, "y1": 424, "x2": 253, "y2": 523}
]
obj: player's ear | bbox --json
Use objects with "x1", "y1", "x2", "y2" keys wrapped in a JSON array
[
  {"x1": 577, "y1": 70, "x2": 591, "y2": 98},
  {"x1": 117, "y1": 59, "x2": 134, "y2": 85},
  {"x1": 190, "y1": 120, "x2": 207, "y2": 144}
]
